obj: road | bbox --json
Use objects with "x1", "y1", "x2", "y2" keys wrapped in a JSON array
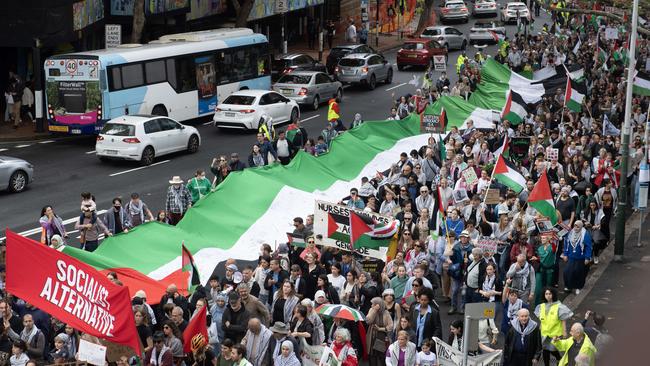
[{"x1": 0, "y1": 3, "x2": 550, "y2": 246}]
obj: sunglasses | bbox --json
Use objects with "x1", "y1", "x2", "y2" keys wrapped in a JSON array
[
  {"x1": 403, "y1": 232, "x2": 411, "y2": 236},
  {"x1": 412, "y1": 284, "x2": 420, "y2": 287},
  {"x1": 308, "y1": 240, "x2": 315, "y2": 244}
]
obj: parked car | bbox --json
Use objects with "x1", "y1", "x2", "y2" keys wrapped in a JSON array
[
  {"x1": 213, "y1": 90, "x2": 300, "y2": 130},
  {"x1": 325, "y1": 44, "x2": 376, "y2": 74},
  {"x1": 472, "y1": 0, "x2": 498, "y2": 17},
  {"x1": 0, "y1": 156, "x2": 33, "y2": 193},
  {"x1": 500, "y1": 2, "x2": 530, "y2": 23},
  {"x1": 272, "y1": 71, "x2": 343, "y2": 111},
  {"x1": 469, "y1": 20, "x2": 506, "y2": 44},
  {"x1": 96, "y1": 115, "x2": 201, "y2": 165},
  {"x1": 271, "y1": 53, "x2": 326, "y2": 81},
  {"x1": 420, "y1": 26, "x2": 467, "y2": 51},
  {"x1": 335, "y1": 53, "x2": 393, "y2": 90},
  {"x1": 440, "y1": 0, "x2": 469, "y2": 24},
  {"x1": 396, "y1": 38, "x2": 448, "y2": 70}
]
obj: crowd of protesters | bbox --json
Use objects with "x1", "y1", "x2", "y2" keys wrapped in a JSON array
[{"x1": 12, "y1": 2, "x2": 648, "y2": 366}]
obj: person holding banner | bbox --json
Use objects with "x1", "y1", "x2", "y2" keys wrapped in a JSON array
[{"x1": 331, "y1": 328, "x2": 358, "y2": 366}]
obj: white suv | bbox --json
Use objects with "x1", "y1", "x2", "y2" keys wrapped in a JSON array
[{"x1": 96, "y1": 115, "x2": 201, "y2": 165}]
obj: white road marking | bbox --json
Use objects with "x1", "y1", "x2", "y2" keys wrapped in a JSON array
[
  {"x1": 38, "y1": 140, "x2": 54, "y2": 144},
  {"x1": 109, "y1": 159, "x2": 170, "y2": 177},
  {"x1": 0, "y1": 149, "x2": 7, "y2": 152},
  {"x1": 85, "y1": 150, "x2": 96, "y2": 154},
  {"x1": 385, "y1": 82, "x2": 407, "y2": 91},
  {"x1": 0, "y1": 210, "x2": 107, "y2": 241},
  {"x1": 14, "y1": 144, "x2": 31, "y2": 148},
  {"x1": 300, "y1": 114, "x2": 321, "y2": 123}
]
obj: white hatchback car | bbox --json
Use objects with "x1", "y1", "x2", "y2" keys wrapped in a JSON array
[
  {"x1": 213, "y1": 90, "x2": 300, "y2": 130},
  {"x1": 96, "y1": 115, "x2": 201, "y2": 165}
]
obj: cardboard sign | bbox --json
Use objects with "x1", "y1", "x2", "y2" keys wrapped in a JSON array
[
  {"x1": 421, "y1": 113, "x2": 445, "y2": 133},
  {"x1": 361, "y1": 259, "x2": 384, "y2": 274},
  {"x1": 510, "y1": 137, "x2": 531, "y2": 162},
  {"x1": 476, "y1": 237, "x2": 498, "y2": 254},
  {"x1": 433, "y1": 55, "x2": 446, "y2": 71},
  {"x1": 434, "y1": 337, "x2": 502, "y2": 366},
  {"x1": 535, "y1": 218, "x2": 554, "y2": 233},
  {"x1": 546, "y1": 147, "x2": 559, "y2": 161},
  {"x1": 605, "y1": 27, "x2": 619, "y2": 40},
  {"x1": 78, "y1": 339, "x2": 107, "y2": 366},
  {"x1": 461, "y1": 167, "x2": 478, "y2": 186},
  {"x1": 453, "y1": 188, "x2": 470, "y2": 207},
  {"x1": 484, "y1": 188, "x2": 501, "y2": 205}
]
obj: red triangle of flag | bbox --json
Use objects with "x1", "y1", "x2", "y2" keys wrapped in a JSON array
[
  {"x1": 529, "y1": 170, "x2": 553, "y2": 202},
  {"x1": 493, "y1": 155, "x2": 508, "y2": 175},
  {"x1": 349, "y1": 211, "x2": 373, "y2": 246},
  {"x1": 182, "y1": 304, "x2": 208, "y2": 353},
  {"x1": 501, "y1": 91, "x2": 512, "y2": 118},
  {"x1": 327, "y1": 213, "x2": 339, "y2": 238}
]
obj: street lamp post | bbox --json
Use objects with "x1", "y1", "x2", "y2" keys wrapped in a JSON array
[
  {"x1": 614, "y1": 0, "x2": 641, "y2": 261},
  {"x1": 375, "y1": 0, "x2": 380, "y2": 47}
]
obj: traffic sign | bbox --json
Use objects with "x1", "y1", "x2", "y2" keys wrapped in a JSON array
[{"x1": 433, "y1": 55, "x2": 446, "y2": 71}]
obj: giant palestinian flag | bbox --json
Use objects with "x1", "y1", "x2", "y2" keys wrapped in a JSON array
[{"x1": 60, "y1": 116, "x2": 426, "y2": 303}]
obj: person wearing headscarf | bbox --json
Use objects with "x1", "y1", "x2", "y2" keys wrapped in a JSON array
[
  {"x1": 351, "y1": 113, "x2": 364, "y2": 129},
  {"x1": 561, "y1": 221, "x2": 592, "y2": 295},
  {"x1": 209, "y1": 292, "x2": 227, "y2": 354},
  {"x1": 273, "y1": 340, "x2": 301, "y2": 366},
  {"x1": 366, "y1": 297, "x2": 393, "y2": 365},
  {"x1": 301, "y1": 299, "x2": 325, "y2": 346},
  {"x1": 49, "y1": 234, "x2": 64, "y2": 250}
]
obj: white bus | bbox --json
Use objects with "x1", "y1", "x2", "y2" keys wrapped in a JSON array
[{"x1": 44, "y1": 28, "x2": 271, "y2": 135}]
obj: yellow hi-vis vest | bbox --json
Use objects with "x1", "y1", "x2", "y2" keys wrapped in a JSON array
[
  {"x1": 456, "y1": 55, "x2": 465, "y2": 74},
  {"x1": 539, "y1": 303, "x2": 563, "y2": 338}
]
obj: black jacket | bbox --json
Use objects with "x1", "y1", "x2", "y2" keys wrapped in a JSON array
[
  {"x1": 407, "y1": 305, "x2": 443, "y2": 342},
  {"x1": 292, "y1": 275, "x2": 309, "y2": 300},
  {"x1": 503, "y1": 321, "x2": 542, "y2": 366},
  {"x1": 264, "y1": 269, "x2": 290, "y2": 305},
  {"x1": 222, "y1": 305, "x2": 250, "y2": 344},
  {"x1": 158, "y1": 293, "x2": 190, "y2": 321}
]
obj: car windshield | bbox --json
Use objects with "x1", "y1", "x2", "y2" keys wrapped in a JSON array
[
  {"x1": 446, "y1": 2, "x2": 464, "y2": 8},
  {"x1": 473, "y1": 23, "x2": 493, "y2": 29},
  {"x1": 330, "y1": 48, "x2": 352, "y2": 57},
  {"x1": 422, "y1": 28, "x2": 441, "y2": 36},
  {"x1": 509, "y1": 4, "x2": 526, "y2": 10},
  {"x1": 277, "y1": 74, "x2": 312, "y2": 84},
  {"x1": 339, "y1": 59, "x2": 365, "y2": 67},
  {"x1": 101, "y1": 123, "x2": 135, "y2": 136},
  {"x1": 403, "y1": 42, "x2": 425, "y2": 50},
  {"x1": 223, "y1": 95, "x2": 256, "y2": 105}
]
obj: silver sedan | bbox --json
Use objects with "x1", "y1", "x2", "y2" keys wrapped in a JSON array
[
  {"x1": 272, "y1": 71, "x2": 343, "y2": 111},
  {"x1": 0, "y1": 156, "x2": 34, "y2": 193}
]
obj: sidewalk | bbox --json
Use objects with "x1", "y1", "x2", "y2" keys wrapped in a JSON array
[
  {"x1": 565, "y1": 209, "x2": 650, "y2": 364},
  {"x1": 0, "y1": 118, "x2": 50, "y2": 143}
]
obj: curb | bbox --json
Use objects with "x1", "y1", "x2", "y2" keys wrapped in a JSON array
[
  {"x1": 563, "y1": 209, "x2": 648, "y2": 310},
  {"x1": 0, "y1": 133, "x2": 57, "y2": 143}
]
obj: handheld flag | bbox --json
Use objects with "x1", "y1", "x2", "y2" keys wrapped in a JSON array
[
  {"x1": 182, "y1": 304, "x2": 208, "y2": 353},
  {"x1": 602, "y1": 114, "x2": 620, "y2": 136},
  {"x1": 564, "y1": 78, "x2": 586, "y2": 112},
  {"x1": 438, "y1": 133, "x2": 447, "y2": 162},
  {"x1": 494, "y1": 135, "x2": 510, "y2": 159},
  {"x1": 501, "y1": 90, "x2": 528, "y2": 125},
  {"x1": 348, "y1": 211, "x2": 399, "y2": 249},
  {"x1": 528, "y1": 170, "x2": 558, "y2": 224},
  {"x1": 286, "y1": 232, "x2": 306, "y2": 247},
  {"x1": 182, "y1": 243, "x2": 201, "y2": 294},
  {"x1": 572, "y1": 38, "x2": 581, "y2": 55},
  {"x1": 493, "y1": 155, "x2": 526, "y2": 193},
  {"x1": 327, "y1": 99, "x2": 340, "y2": 121},
  {"x1": 633, "y1": 70, "x2": 650, "y2": 96}
]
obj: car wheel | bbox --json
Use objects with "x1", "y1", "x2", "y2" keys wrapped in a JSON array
[
  {"x1": 312, "y1": 95, "x2": 320, "y2": 111},
  {"x1": 290, "y1": 108, "x2": 299, "y2": 123},
  {"x1": 187, "y1": 134, "x2": 200, "y2": 153},
  {"x1": 397, "y1": 64, "x2": 404, "y2": 71},
  {"x1": 140, "y1": 146, "x2": 155, "y2": 166},
  {"x1": 8, "y1": 170, "x2": 27, "y2": 193},
  {"x1": 152, "y1": 105, "x2": 168, "y2": 117},
  {"x1": 335, "y1": 88, "x2": 343, "y2": 103},
  {"x1": 385, "y1": 68, "x2": 393, "y2": 84},
  {"x1": 367, "y1": 74, "x2": 376, "y2": 90},
  {"x1": 461, "y1": 40, "x2": 467, "y2": 50}
]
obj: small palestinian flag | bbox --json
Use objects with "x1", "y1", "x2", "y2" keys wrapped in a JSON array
[
  {"x1": 493, "y1": 155, "x2": 526, "y2": 193},
  {"x1": 326, "y1": 211, "x2": 351, "y2": 243},
  {"x1": 597, "y1": 35, "x2": 608, "y2": 64},
  {"x1": 633, "y1": 70, "x2": 650, "y2": 96},
  {"x1": 528, "y1": 170, "x2": 558, "y2": 224},
  {"x1": 494, "y1": 135, "x2": 510, "y2": 159},
  {"x1": 286, "y1": 232, "x2": 306, "y2": 248},
  {"x1": 501, "y1": 90, "x2": 528, "y2": 125},
  {"x1": 182, "y1": 243, "x2": 201, "y2": 294},
  {"x1": 348, "y1": 211, "x2": 399, "y2": 249},
  {"x1": 564, "y1": 78, "x2": 586, "y2": 112}
]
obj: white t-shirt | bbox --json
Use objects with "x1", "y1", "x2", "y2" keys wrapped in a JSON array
[
  {"x1": 328, "y1": 273, "x2": 346, "y2": 295},
  {"x1": 416, "y1": 350, "x2": 437, "y2": 366}
]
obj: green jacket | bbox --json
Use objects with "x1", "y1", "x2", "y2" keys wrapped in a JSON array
[
  {"x1": 552, "y1": 335, "x2": 597, "y2": 366},
  {"x1": 187, "y1": 177, "x2": 212, "y2": 204}
]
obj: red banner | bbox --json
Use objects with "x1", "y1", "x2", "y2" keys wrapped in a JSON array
[{"x1": 5, "y1": 230, "x2": 142, "y2": 355}]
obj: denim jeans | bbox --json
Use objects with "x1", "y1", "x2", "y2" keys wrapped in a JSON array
[
  {"x1": 83, "y1": 240, "x2": 99, "y2": 252},
  {"x1": 450, "y1": 278, "x2": 463, "y2": 310}
]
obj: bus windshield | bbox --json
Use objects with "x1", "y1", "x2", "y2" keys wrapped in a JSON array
[{"x1": 46, "y1": 80, "x2": 101, "y2": 115}]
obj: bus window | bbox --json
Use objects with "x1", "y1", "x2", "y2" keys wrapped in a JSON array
[
  {"x1": 231, "y1": 47, "x2": 255, "y2": 82},
  {"x1": 110, "y1": 67, "x2": 122, "y2": 90},
  {"x1": 145, "y1": 60, "x2": 166, "y2": 84},
  {"x1": 121, "y1": 63, "x2": 144, "y2": 89},
  {"x1": 166, "y1": 59, "x2": 177, "y2": 90},
  {"x1": 176, "y1": 57, "x2": 197, "y2": 93}
]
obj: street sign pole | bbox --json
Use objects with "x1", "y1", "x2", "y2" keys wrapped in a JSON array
[{"x1": 614, "y1": 0, "x2": 640, "y2": 261}]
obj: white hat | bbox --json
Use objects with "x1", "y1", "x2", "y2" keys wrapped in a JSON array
[
  {"x1": 134, "y1": 290, "x2": 147, "y2": 299},
  {"x1": 169, "y1": 176, "x2": 184, "y2": 184}
]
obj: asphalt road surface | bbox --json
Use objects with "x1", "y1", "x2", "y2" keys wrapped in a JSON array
[{"x1": 0, "y1": 3, "x2": 550, "y2": 245}]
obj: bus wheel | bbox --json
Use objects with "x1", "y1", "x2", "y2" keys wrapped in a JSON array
[
  {"x1": 140, "y1": 146, "x2": 155, "y2": 166},
  {"x1": 152, "y1": 105, "x2": 168, "y2": 117}
]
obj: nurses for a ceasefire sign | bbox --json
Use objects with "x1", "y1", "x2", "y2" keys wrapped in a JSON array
[{"x1": 5, "y1": 230, "x2": 142, "y2": 355}]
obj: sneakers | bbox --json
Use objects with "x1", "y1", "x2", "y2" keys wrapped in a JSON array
[
  {"x1": 575, "y1": 289, "x2": 581, "y2": 295},
  {"x1": 448, "y1": 307, "x2": 456, "y2": 315},
  {"x1": 594, "y1": 256, "x2": 599, "y2": 264}
]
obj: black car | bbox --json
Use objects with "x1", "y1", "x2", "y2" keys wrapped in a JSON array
[
  {"x1": 325, "y1": 44, "x2": 377, "y2": 74},
  {"x1": 272, "y1": 53, "x2": 326, "y2": 81}
]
